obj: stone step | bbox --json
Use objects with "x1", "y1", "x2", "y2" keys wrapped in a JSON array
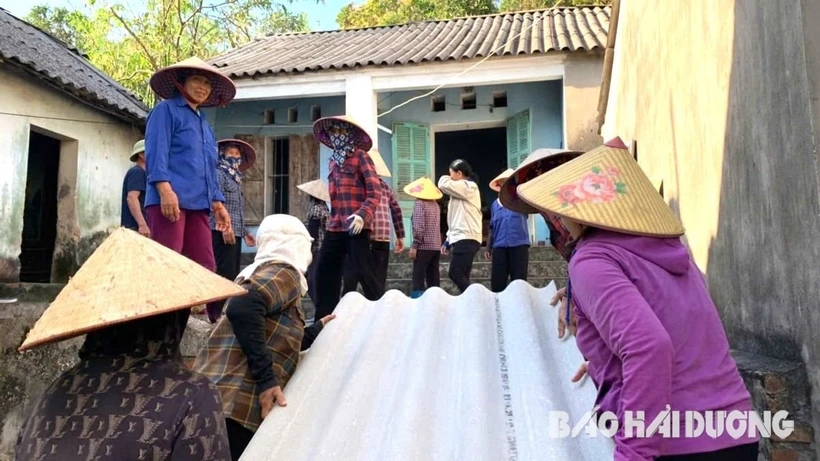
[
  {"x1": 241, "y1": 245, "x2": 565, "y2": 267},
  {"x1": 386, "y1": 260, "x2": 567, "y2": 280}
]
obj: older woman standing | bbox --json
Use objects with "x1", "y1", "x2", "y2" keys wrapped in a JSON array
[
  {"x1": 144, "y1": 57, "x2": 235, "y2": 271},
  {"x1": 517, "y1": 138, "x2": 758, "y2": 461},
  {"x1": 206, "y1": 139, "x2": 258, "y2": 323}
]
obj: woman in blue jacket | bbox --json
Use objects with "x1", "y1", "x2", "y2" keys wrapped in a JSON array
[{"x1": 486, "y1": 168, "x2": 530, "y2": 292}]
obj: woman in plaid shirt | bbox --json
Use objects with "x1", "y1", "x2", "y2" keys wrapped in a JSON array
[
  {"x1": 297, "y1": 179, "x2": 331, "y2": 307},
  {"x1": 404, "y1": 176, "x2": 443, "y2": 298},
  {"x1": 207, "y1": 139, "x2": 258, "y2": 323}
]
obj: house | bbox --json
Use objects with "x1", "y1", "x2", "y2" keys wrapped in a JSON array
[
  {"x1": 207, "y1": 7, "x2": 610, "y2": 248},
  {"x1": 598, "y1": 0, "x2": 820, "y2": 457},
  {"x1": 0, "y1": 8, "x2": 148, "y2": 284},
  {"x1": 242, "y1": 282, "x2": 615, "y2": 460}
]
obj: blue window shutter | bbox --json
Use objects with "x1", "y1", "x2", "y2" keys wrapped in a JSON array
[
  {"x1": 392, "y1": 122, "x2": 430, "y2": 247},
  {"x1": 506, "y1": 109, "x2": 531, "y2": 169}
]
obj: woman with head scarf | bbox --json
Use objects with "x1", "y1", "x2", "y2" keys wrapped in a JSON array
[
  {"x1": 144, "y1": 58, "x2": 235, "y2": 274},
  {"x1": 517, "y1": 138, "x2": 758, "y2": 461},
  {"x1": 15, "y1": 228, "x2": 246, "y2": 461},
  {"x1": 206, "y1": 139, "x2": 258, "y2": 323},
  {"x1": 438, "y1": 159, "x2": 483, "y2": 294},
  {"x1": 194, "y1": 215, "x2": 336, "y2": 460}
]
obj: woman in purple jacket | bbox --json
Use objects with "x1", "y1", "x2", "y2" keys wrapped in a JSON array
[{"x1": 518, "y1": 138, "x2": 758, "y2": 461}]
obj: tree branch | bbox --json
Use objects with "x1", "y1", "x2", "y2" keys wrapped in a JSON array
[{"x1": 109, "y1": 7, "x2": 160, "y2": 70}]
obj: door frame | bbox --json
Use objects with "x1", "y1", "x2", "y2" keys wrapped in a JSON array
[{"x1": 429, "y1": 120, "x2": 507, "y2": 180}]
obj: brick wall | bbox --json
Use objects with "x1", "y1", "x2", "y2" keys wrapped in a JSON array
[{"x1": 733, "y1": 350, "x2": 816, "y2": 460}]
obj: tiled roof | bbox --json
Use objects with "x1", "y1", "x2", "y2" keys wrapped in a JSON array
[
  {"x1": 213, "y1": 7, "x2": 610, "y2": 79},
  {"x1": 0, "y1": 8, "x2": 149, "y2": 125},
  {"x1": 242, "y1": 282, "x2": 616, "y2": 460}
]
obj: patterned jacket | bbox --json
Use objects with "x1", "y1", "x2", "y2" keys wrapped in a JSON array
[
  {"x1": 372, "y1": 179, "x2": 405, "y2": 242},
  {"x1": 193, "y1": 262, "x2": 324, "y2": 432},
  {"x1": 327, "y1": 149, "x2": 382, "y2": 232}
]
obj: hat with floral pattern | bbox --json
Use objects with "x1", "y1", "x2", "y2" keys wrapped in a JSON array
[
  {"x1": 403, "y1": 176, "x2": 442, "y2": 200},
  {"x1": 499, "y1": 148, "x2": 584, "y2": 214},
  {"x1": 517, "y1": 138, "x2": 685, "y2": 237}
]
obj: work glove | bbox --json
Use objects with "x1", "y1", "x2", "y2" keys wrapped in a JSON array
[{"x1": 347, "y1": 215, "x2": 364, "y2": 235}]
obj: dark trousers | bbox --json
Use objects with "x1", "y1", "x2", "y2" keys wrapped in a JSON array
[
  {"x1": 343, "y1": 241, "x2": 390, "y2": 294},
  {"x1": 490, "y1": 245, "x2": 530, "y2": 292},
  {"x1": 656, "y1": 442, "x2": 758, "y2": 461},
  {"x1": 412, "y1": 250, "x2": 441, "y2": 292},
  {"x1": 226, "y1": 418, "x2": 254, "y2": 461},
  {"x1": 206, "y1": 231, "x2": 242, "y2": 322},
  {"x1": 448, "y1": 239, "x2": 481, "y2": 293},
  {"x1": 307, "y1": 250, "x2": 320, "y2": 306},
  {"x1": 315, "y1": 231, "x2": 383, "y2": 320}
]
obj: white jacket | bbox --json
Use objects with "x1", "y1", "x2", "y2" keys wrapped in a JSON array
[{"x1": 438, "y1": 175, "x2": 483, "y2": 245}]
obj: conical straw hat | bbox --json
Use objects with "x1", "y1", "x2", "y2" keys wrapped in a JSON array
[
  {"x1": 149, "y1": 57, "x2": 236, "y2": 107},
  {"x1": 403, "y1": 176, "x2": 442, "y2": 200},
  {"x1": 312, "y1": 115, "x2": 373, "y2": 151},
  {"x1": 296, "y1": 179, "x2": 330, "y2": 203},
  {"x1": 517, "y1": 138, "x2": 685, "y2": 238},
  {"x1": 18, "y1": 228, "x2": 247, "y2": 351},
  {"x1": 368, "y1": 149, "x2": 391, "y2": 177},
  {"x1": 489, "y1": 168, "x2": 514, "y2": 192},
  {"x1": 499, "y1": 148, "x2": 583, "y2": 214},
  {"x1": 218, "y1": 138, "x2": 257, "y2": 172}
]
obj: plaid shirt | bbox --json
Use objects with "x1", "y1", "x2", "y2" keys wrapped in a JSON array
[
  {"x1": 412, "y1": 199, "x2": 441, "y2": 250},
  {"x1": 210, "y1": 169, "x2": 246, "y2": 237},
  {"x1": 193, "y1": 262, "x2": 304, "y2": 432},
  {"x1": 305, "y1": 201, "x2": 330, "y2": 252},
  {"x1": 372, "y1": 179, "x2": 405, "y2": 242},
  {"x1": 327, "y1": 149, "x2": 382, "y2": 232}
]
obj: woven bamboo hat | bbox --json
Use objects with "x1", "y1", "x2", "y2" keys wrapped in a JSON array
[
  {"x1": 297, "y1": 179, "x2": 330, "y2": 203},
  {"x1": 130, "y1": 139, "x2": 145, "y2": 162},
  {"x1": 149, "y1": 57, "x2": 236, "y2": 107},
  {"x1": 403, "y1": 176, "x2": 442, "y2": 200},
  {"x1": 218, "y1": 139, "x2": 257, "y2": 172},
  {"x1": 517, "y1": 138, "x2": 685, "y2": 238},
  {"x1": 499, "y1": 148, "x2": 584, "y2": 214},
  {"x1": 313, "y1": 115, "x2": 373, "y2": 152},
  {"x1": 368, "y1": 149, "x2": 391, "y2": 177},
  {"x1": 489, "y1": 168, "x2": 514, "y2": 192},
  {"x1": 18, "y1": 228, "x2": 247, "y2": 351}
]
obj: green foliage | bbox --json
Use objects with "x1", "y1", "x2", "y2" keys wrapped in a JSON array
[
  {"x1": 27, "y1": 0, "x2": 311, "y2": 106},
  {"x1": 499, "y1": 0, "x2": 610, "y2": 11}
]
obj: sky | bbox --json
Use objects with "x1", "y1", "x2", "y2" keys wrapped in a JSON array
[{"x1": 0, "y1": 0, "x2": 352, "y2": 31}]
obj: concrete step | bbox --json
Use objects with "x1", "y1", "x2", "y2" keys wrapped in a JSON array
[
  {"x1": 386, "y1": 260, "x2": 567, "y2": 280},
  {"x1": 241, "y1": 245, "x2": 565, "y2": 267}
]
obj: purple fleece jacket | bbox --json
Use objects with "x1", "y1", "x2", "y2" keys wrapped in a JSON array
[{"x1": 570, "y1": 230, "x2": 757, "y2": 460}]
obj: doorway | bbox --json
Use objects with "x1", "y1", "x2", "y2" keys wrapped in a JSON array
[
  {"x1": 20, "y1": 131, "x2": 61, "y2": 282},
  {"x1": 435, "y1": 127, "x2": 507, "y2": 246}
]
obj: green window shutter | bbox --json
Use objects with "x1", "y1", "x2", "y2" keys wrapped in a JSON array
[
  {"x1": 392, "y1": 122, "x2": 430, "y2": 247},
  {"x1": 506, "y1": 109, "x2": 531, "y2": 169}
]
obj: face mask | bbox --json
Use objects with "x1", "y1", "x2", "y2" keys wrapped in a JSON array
[
  {"x1": 329, "y1": 130, "x2": 354, "y2": 167},
  {"x1": 542, "y1": 212, "x2": 575, "y2": 262}
]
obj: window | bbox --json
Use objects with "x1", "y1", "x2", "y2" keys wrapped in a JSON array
[
  {"x1": 270, "y1": 138, "x2": 290, "y2": 214},
  {"x1": 311, "y1": 105, "x2": 322, "y2": 121},
  {"x1": 287, "y1": 107, "x2": 298, "y2": 124},
  {"x1": 431, "y1": 95, "x2": 445, "y2": 112},
  {"x1": 493, "y1": 91, "x2": 508, "y2": 108},
  {"x1": 264, "y1": 109, "x2": 275, "y2": 124},
  {"x1": 461, "y1": 92, "x2": 476, "y2": 110}
]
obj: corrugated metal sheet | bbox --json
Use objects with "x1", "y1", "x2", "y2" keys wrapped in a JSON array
[
  {"x1": 213, "y1": 7, "x2": 610, "y2": 79},
  {"x1": 0, "y1": 8, "x2": 148, "y2": 124},
  {"x1": 241, "y1": 281, "x2": 615, "y2": 461}
]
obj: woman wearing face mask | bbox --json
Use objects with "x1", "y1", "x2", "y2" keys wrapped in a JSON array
[
  {"x1": 206, "y1": 139, "x2": 258, "y2": 323},
  {"x1": 438, "y1": 159, "x2": 483, "y2": 294},
  {"x1": 517, "y1": 138, "x2": 758, "y2": 461}
]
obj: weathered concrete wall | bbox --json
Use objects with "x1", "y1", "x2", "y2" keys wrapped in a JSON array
[
  {"x1": 0, "y1": 66, "x2": 142, "y2": 282},
  {"x1": 601, "y1": 0, "x2": 820, "y2": 455},
  {"x1": 564, "y1": 55, "x2": 604, "y2": 151}
]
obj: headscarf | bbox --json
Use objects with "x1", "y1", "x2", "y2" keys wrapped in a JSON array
[
  {"x1": 542, "y1": 212, "x2": 575, "y2": 262},
  {"x1": 237, "y1": 214, "x2": 314, "y2": 295},
  {"x1": 328, "y1": 124, "x2": 355, "y2": 167},
  {"x1": 218, "y1": 143, "x2": 243, "y2": 183}
]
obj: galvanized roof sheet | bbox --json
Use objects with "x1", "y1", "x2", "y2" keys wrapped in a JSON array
[
  {"x1": 0, "y1": 8, "x2": 149, "y2": 125},
  {"x1": 241, "y1": 281, "x2": 615, "y2": 461},
  {"x1": 213, "y1": 7, "x2": 610, "y2": 79}
]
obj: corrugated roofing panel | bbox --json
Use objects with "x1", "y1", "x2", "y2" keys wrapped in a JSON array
[
  {"x1": 241, "y1": 281, "x2": 615, "y2": 460},
  {"x1": 212, "y1": 7, "x2": 610, "y2": 79}
]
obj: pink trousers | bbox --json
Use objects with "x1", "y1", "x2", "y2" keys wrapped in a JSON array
[{"x1": 146, "y1": 206, "x2": 216, "y2": 271}]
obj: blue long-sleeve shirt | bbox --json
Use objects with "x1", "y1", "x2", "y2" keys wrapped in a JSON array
[
  {"x1": 489, "y1": 199, "x2": 530, "y2": 249},
  {"x1": 144, "y1": 94, "x2": 225, "y2": 211}
]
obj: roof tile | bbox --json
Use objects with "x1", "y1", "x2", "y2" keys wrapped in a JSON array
[{"x1": 212, "y1": 7, "x2": 610, "y2": 79}]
